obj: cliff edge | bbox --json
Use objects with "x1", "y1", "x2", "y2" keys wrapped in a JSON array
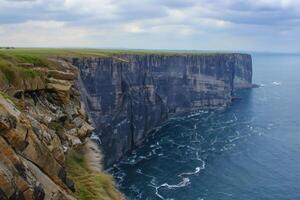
[{"x1": 0, "y1": 51, "x2": 124, "y2": 200}]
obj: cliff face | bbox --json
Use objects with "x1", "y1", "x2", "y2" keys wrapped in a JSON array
[
  {"x1": 73, "y1": 53, "x2": 252, "y2": 166},
  {"x1": 0, "y1": 62, "x2": 95, "y2": 200}
]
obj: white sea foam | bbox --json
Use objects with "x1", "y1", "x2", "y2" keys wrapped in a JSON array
[
  {"x1": 217, "y1": 192, "x2": 233, "y2": 197},
  {"x1": 272, "y1": 81, "x2": 282, "y2": 85},
  {"x1": 233, "y1": 113, "x2": 238, "y2": 121},
  {"x1": 90, "y1": 133, "x2": 102, "y2": 144},
  {"x1": 152, "y1": 178, "x2": 191, "y2": 200},
  {"x1": 152, "y1": 161, "x2": 205, "y2": 199},
  {"x1": 179, "y1": 167, "x2": 202, "y2": 177},
  {"x1": 161, "y1": 177, "x2": 190, "y2": 189},
  {"x1": 112, "y1": 169, "x2": 126, "y2": 185},
  {"x1": 136, "y1": 168, "x2": 157, "y2": 181},
  {"x1": 195, "y1": 152, "x2": 206, "y2": 169}
]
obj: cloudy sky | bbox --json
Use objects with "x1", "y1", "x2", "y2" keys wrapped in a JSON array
[{"x1": 0, "y1": 0, "x2": 300, "y2": 52}]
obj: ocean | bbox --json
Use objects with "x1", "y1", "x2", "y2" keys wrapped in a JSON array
[{"x1": 111, "y1": 53, "x2": 300, "y2": 200}]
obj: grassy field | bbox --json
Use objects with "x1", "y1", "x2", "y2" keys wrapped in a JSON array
[{"x1": 0, "y1": 47, "x2": 232, "y2": 57}]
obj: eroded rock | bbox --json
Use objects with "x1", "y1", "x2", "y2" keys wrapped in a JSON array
[{"x1": 0, "y1": 66, "x2": 94, "y2": 200}]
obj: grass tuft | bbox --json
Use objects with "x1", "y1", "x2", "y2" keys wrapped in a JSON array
[{"x1": 66, "y1": 145, "x2": 125, "y2": 200}]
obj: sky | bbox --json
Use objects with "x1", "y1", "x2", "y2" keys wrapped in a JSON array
[{"x1": 0, "y1": 0, "x2": 300, "y2": 53}]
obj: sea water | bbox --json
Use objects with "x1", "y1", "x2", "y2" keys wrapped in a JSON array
[{"x1": 111, "y1": 53, "x2": 300, "y2": 200}]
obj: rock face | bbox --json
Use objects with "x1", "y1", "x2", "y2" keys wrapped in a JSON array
[
  {"x1": 0, "y1": 64, "x2": 94, "y2": 200},
  {"x1": 72, "y1": 53, "x2": 253, "y2": 166}
]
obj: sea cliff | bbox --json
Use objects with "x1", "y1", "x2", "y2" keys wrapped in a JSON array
[
  {"x1": 73, "y1": 53, "x2": 252, "y2": 166},
  {"x1": 0, "y1": 50, "x2": 252, "y2": 199}
]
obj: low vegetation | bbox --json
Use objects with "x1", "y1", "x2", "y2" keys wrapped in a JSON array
[
  {"x1": 0, "y1": 52, "x2": 44, "y2": 92},
  {"x1": 0, "y1": 47, "x2": 231, "y2": 58},
  {"x1": 66, "y1": 143, "x2": 125, "y2": 200},
  {"x1": 0, "y1": 91, "x2": 17, "y2": 104}
]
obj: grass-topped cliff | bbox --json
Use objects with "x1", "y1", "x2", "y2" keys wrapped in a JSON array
[
  {"x1": 0, "y1": 47, "x2": 236, "y2": 57},
  {"x1": 0, "y1": 48, "x2": 126, "y2": 200},
  {"x1": 0, "y1": 48, "x2": 241, "y2": 94}
]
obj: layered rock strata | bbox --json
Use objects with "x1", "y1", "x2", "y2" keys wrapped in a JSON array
[
  {"x1": 73, "y1": 53, "x2": 253, "y2": 166},
  {"x1": 0, "y1": 64, "x2": 94, "y2": 200}
]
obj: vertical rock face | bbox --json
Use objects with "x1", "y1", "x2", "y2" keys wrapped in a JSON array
[{"x1": 73, "y1": 53, "x2": 252, "y2": 166}]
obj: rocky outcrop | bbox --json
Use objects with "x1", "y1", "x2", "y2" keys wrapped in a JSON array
[
  {"x1": 0, "y1": 64, "x2": 94, "y2": 200},
  {"x1": 72, "y1": 53, "x2": 253, "y2": 166}
]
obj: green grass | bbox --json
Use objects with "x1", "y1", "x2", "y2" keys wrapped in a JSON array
[
  {"x1": 0, "y1": 91, "x2": 17, "y2": 105},
  {"x1": 0, "y1": 91, "x2": 24, "y2": 111},
  {"x1": 0, "y1": 47, "x2": 237, "y2": 58},
  {"x1": 66, "y1": 148, "x2": 125, "y2": 200},
  {"x1": 0, "y1": 49, "x2": 47, "y2": 93},
  {"x1": 0, "y1": 58, "x2": 40, "y2": 85}
]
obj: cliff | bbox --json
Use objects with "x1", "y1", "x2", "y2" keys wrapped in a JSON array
[
  {"x1": 0, "y1": 49, "x2": 252, "y2": 199},
  {"x1": 73, "y1": 53, "x2": 252, "y2": 166},
  {"x1": 0, "y1": 52, "x2": 124, "y2": 200}
]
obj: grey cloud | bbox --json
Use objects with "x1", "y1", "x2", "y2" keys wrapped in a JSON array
[
  {"x1": 0, "y1": 0, "x2": 300, "y2": 52},
  {"x1": 155, "y1": 0, "x2": 196, "y2": 8}
]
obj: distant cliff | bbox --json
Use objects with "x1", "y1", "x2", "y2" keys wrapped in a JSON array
[{"x1": 73, "y1": 53, "x2": 253, "y2": 166}]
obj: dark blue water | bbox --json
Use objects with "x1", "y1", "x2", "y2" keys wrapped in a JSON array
[{"x1": 111, "y1": 53, "x2": 300, "y2": 200}]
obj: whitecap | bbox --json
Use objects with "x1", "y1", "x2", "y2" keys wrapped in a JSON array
[{"x1": 272, "y1": 81, "x2": 282, "y2": 85}]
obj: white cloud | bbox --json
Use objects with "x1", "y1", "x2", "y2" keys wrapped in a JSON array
[
  {"x1": 200, "y1": 18, "x2": 232, "y2": 28},
  {"x1": 123, "y1": 24, "x2": 145, "y2": 33},
  {"x1": 22, "y1": 20, "x2": 65, "y2": 29},
  {"x1": 0, "y1": 20, "x2": 94, "y2": 47},
  {"x1": 178, "y1": 27, "x2": 197, "y2": 36}
]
